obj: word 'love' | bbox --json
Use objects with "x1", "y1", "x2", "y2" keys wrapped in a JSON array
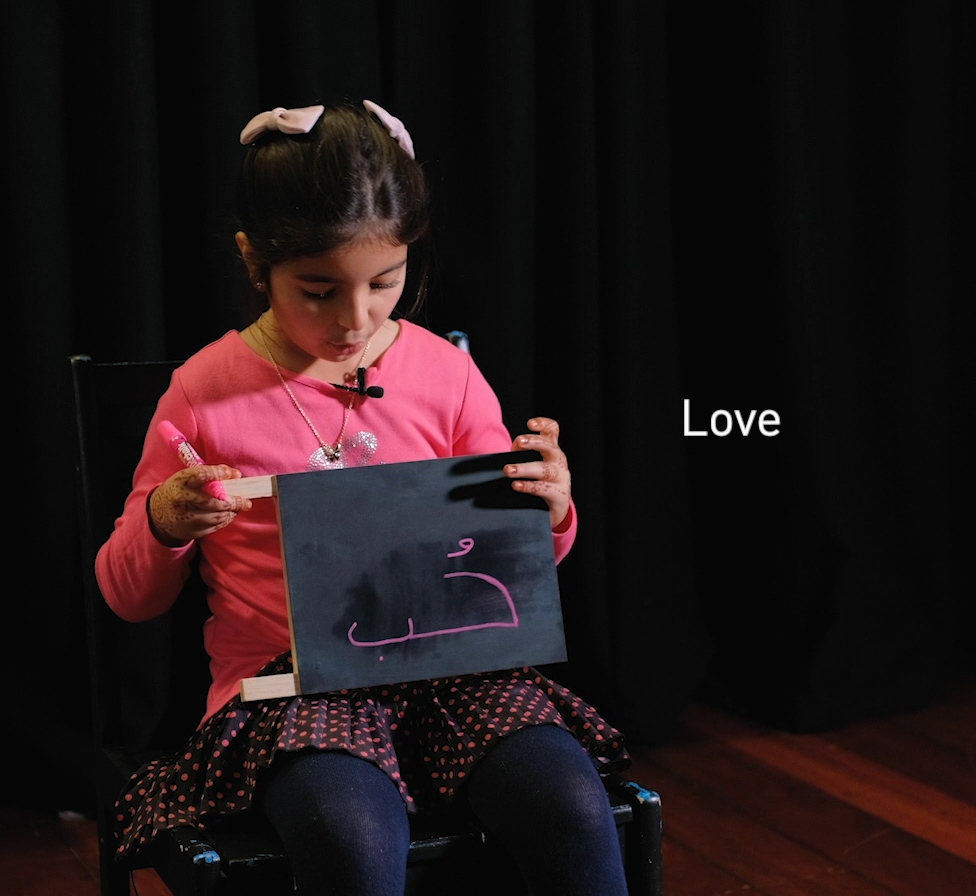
[{"x1": 683, "y1": 399, "x2": 781, "y2": 437}]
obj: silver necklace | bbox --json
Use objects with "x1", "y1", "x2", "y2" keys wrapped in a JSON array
[{"x1": 258, "y1": 326, "x2": 372, "y2": 462}]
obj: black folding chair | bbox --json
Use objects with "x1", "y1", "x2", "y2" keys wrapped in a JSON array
[{"x1": 69, "y1": 350, "x2": 664, "y2": 896}]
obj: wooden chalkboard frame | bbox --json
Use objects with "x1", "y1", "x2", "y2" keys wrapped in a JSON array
[{"x1": 231, "y1": 452, "x2": 567, "y2": 700}]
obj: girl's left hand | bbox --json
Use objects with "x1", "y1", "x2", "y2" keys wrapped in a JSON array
[{"x1": 505, "y1": 417, "x2": 572, "y2": 530}]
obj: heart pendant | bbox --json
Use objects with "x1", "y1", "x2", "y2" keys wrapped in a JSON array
[{"x1": 309, "y1": 431, "x2": 378, "y2": 470}]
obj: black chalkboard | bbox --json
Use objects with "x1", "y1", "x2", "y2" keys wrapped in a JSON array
[{"x1": 273, "y1": 451, "x2": 567, "y2": 693}]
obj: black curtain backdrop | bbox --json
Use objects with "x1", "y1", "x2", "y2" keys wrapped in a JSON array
[{"x1": 5, "y1": 1, "x2": 972, "y2": 811}]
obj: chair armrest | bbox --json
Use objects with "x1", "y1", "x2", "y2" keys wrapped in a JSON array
[{"x1": 144, "y1": 826, "x2": 223, "y2": 896}]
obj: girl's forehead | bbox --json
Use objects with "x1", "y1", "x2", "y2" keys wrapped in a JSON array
[{"x1": 286, "y1": 240, "x2": 408, "y2": 279}]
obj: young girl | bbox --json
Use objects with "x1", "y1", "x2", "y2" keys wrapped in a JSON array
[{"x1": 96, "y1": 100, "x2": 630, "y2": 895}]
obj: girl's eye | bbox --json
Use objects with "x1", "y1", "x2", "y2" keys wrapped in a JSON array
[{"x1": 301, "y1": 279, "x2": 399, "y2": 300}]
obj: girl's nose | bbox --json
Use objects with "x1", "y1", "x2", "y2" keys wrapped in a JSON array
[{"x1": 338, "y1": 292, "x2": 371, "y2": 333}]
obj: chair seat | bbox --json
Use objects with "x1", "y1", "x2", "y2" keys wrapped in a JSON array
[{"x1": 128, "y1": 772, "x2": 648, "y2": 895}]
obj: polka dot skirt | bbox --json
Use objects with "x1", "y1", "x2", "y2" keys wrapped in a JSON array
[{"x1": 114, "y1": 654, "x2": 629, "y2": 858}]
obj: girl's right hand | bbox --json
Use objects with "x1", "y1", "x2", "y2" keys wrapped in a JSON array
[{"x1": 148, "y1": 466, "x2": 251, "y2": 546}]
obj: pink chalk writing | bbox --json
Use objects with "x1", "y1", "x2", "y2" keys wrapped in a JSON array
[
  {"x1": 447, "y1": 537, "x2": 475, "y2": 558},
  {"x1": 346, "y1": 537, "x2": 520, "y2": 648}
]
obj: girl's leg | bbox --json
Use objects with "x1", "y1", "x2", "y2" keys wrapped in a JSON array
[
  {"x1": 262, "y1": 749, "x2": 410, "y2": 896},
  {"x1": 466, "y1": 724, "x2": 629, "y2": 896}
]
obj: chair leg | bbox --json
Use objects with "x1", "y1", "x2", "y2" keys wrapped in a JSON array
[
  {"x1": 622, "y1": 784, "x2": 664, "y2": 896},
  {"x1": 100, "y1": 864, "x2": 131, "y2": 896},
  {"x1": 97, "y1": 819, "x2": 131, "y2": 896},
  {"x1": 601, "y1": 775, "x2": 664, "y2": 896}
]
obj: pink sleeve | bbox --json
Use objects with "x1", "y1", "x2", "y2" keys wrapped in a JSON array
[
  {"x1": 94, "y1": 377, "x2": 198, "y2": 622},
  {"x1": 550, "y1": 501, "x2": 578, "y2": 564},
  {"x1": 453, "y1": 354, "x2": 578, "y2": 564}
]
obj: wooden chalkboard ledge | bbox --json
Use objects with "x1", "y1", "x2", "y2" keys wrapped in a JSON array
[
  {"x1": 240, "y1": 672, "x2": 298, "y2": 701},
  {"x1": 224, "y1": 476, "x2": 274, "y2": 498}
]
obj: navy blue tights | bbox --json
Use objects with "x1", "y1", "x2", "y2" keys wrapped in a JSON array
[
  {"x1": 261, "y1": 725, "x2": 628, "y2": 895},
  {"x1": 465, "y1": 725, "x2": 629, "y2": 895}
]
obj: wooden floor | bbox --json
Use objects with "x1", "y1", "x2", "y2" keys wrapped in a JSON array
[{"x1": 3, "y1": 677, "x2": 973, "y2": 896}]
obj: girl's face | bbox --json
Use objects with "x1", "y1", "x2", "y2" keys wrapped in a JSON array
[{"x1": 265, "y1": 239, "x2": 408, "y2": 364}]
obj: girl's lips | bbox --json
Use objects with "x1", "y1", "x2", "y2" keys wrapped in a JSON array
[{"x1": 330, "y1": 341, "x2": 364, "y2": 355}]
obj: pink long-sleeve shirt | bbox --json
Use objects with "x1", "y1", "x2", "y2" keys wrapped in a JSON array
[{"x1": 95, "y1": 321, "x2": 577, "y2": 723}]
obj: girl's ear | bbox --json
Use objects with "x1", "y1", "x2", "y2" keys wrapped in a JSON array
[{"x1": 236, "y1": 232, "x2": 263, "y2": 286}]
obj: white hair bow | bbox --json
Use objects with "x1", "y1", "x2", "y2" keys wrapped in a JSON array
[
  {"x1": 363, "y1": 99, "x2": 415, "y2": 159},
  {"x1": 239, "y1": 105, "x2": 325, "y2": 145}
]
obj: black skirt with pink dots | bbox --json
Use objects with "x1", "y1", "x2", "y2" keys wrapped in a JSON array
[{"x1": 113, "y1": 654, "x2": 629, "y2": 858}]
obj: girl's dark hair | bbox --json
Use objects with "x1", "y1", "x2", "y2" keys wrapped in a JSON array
[{"x1": 235, "y1": 103, "x2": 432, "y2": 319}]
